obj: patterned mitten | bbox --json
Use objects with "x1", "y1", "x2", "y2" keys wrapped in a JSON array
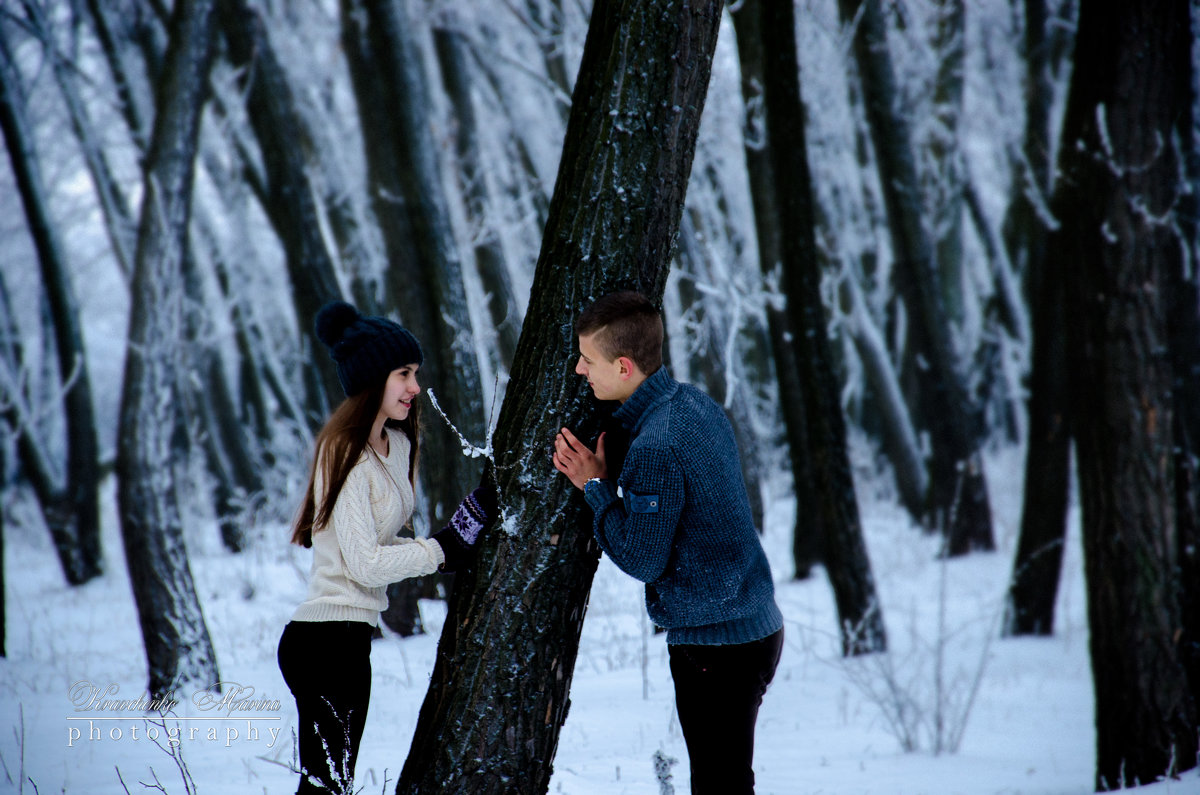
[{"x1": 433, "y1": 487, "x2": 495, "y2": 571}]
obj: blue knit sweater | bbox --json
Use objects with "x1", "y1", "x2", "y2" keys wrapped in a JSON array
[{"x1": 583, "y1": 367, "x2": 784, "y2": 646}]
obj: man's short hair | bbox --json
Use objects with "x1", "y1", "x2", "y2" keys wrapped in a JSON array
[{"x1": 576, "y1": 291, "x2": 664, "y2": 374}]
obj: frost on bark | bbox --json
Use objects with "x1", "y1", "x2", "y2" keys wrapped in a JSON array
[
  {"x1": 1059, "y1": 0, "x2": 1198, "y2": 786},
  {"x1": 0, "y1": 19, "x2": 103, "y2": 586},
  {"x1": 748, "y1": 0, "x2": 885, "y2": 654},
  {"x1": 837, "y1": 0, "x2": 994, "y2": 556},
  {"x1": 115, "y1": 0, "x2": 220, "y2": 699},
  {"x1": 341, "y1": 0, "x2": 485, "y2": 531},
  {"x1": 397, "y1": 1, "x2": 723, "y2": 790}
]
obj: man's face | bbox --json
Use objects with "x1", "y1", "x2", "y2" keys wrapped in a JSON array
[{"x1": 575, "y1": 332, "x2": 633, "y2": 402}]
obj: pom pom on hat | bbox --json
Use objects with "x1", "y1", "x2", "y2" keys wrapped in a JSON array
[
  {"x1": 314, "y1": 301, "x2": 423, "y2": 396},
  {"x1": 315, "y1": 301, "x2": 361, "y2": 349}
]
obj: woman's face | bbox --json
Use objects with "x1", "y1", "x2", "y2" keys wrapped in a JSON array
[{"x1": 378, "y1": 364, "x2": 421, "y2": 423}]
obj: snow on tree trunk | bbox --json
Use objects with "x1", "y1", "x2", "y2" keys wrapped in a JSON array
[
  {"x1": 115, "y1": 0, "x2": 220, "y2": 700},
  {"x1": 837, "y1": 0, "x2": 994, "y2": 557},
  {"x1": 396, "y1": 1, "x2": 723, "y2": 790},
  {"x1": 0, "y1": 20, "x2": 103, "y2": 586},
  {"x1": 1060, "y1": 0, "x2": 1198, "y2": 786}
]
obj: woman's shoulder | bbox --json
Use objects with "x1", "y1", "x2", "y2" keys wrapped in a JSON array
[{"x1": 384, "y1": 426, "x2": 412, "y2": 457}]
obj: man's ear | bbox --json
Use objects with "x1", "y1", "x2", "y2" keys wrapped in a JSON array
[{"x1": 617, "y1": 355, "x2": 638, "y2": 380}]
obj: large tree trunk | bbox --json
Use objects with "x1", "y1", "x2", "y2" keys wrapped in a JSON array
[
  {"x1": 115, "y1": 0, "x2": 220, "y2": 700},
  {"x1": 727, "y1": 0, "x2": 822, "y2": 578},
  {"x1": 837, "y1": 0, "x2": 994, "y2": 556},
  {"x1": 397, "y1": 1, "x2": 723, "y2": 790},
  {"x1": 341, "y1": 0, "x2": 485, "y2": 533},
  {"x1": 1171, "y1": 13, "x2": 1200, "y2": 712},
  {"x1": 756, "y1": 0, "x2": 885, "y2": 654},
  {"x1": 1061, "y1": 0, "x2": 1198, "y2": 786},
  {"x1": 0, "y1": 20, "x2": 103, "y2": 586}
]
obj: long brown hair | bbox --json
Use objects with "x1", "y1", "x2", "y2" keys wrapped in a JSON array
[{"x1": 290, "y1": 381, "x2": 421, "y2": 547}]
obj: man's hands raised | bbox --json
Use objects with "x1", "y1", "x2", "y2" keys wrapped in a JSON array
[{"x1": 552, "y1": 428, "x2": 608, "y2": 490}]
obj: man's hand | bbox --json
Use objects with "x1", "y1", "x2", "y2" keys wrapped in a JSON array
[{"x1": 552, "y1": 428, "x2": 608, "y2": 490}]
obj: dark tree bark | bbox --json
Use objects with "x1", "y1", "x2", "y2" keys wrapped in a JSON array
[
  {"x1": 929, "y1": 0, "x2": 966, "y2": 328},
  {"x1": 838, "y1": 0, "x2": 994, "y2": 556},
  {"x1": 341, "y1": 0, "x2": 485, "y2": 533},
  {"x1": 0, "y1": 19, "x2": 103, "y2": 586},
  {"x1": 1003, "y1": 247, "x2": 1068, "y2": 636},
  {"x1": 1060, "y1": 0, "x2": 1198, "y2": 786},
  {"x1": 115, "y1": 0, "x2": 220, "y2": 699},
  {"x1": 397, "y1": 0, "x2": 723, "y2": 790},
  {"x1": 727, "y1": 0, "x2": 822, "y2": 578},
  {"x1": 1171, "y1": 15, "x2": 1200, "y2": 710},
  {"x1": 218, "y1": 0, "x2": 346, "y2": 422},
  {"x1": 432, "y1": 15, "x2": 523, "y2": 371},
  {"x1": 754, "y1": 0, "x2": 885, "y2": 654},
  {"x1": 1001, "y1": 0, "x2": 1072, "y2": 638}
]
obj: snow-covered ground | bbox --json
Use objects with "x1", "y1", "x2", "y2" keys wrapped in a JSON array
[{"x1": 3, "y1": 445, "x2": 1199, "y2": 794}]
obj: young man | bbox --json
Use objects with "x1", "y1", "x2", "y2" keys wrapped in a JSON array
[{"x1": 552, "y1": 291, "x2": 784, "y2": 795}]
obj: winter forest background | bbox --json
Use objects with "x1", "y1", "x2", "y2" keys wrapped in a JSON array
[{"x1": 1, "y1": 0, "x2": 1199, "y2": 793}]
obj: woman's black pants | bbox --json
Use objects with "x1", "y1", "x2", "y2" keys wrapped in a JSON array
[
  {"x1": 277, "y1": 621, "x2": 373, "y2": 794},
  {"x1": 668, "y1": 629, "x2": 784, "y2": 795}
]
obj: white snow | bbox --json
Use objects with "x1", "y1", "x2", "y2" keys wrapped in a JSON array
[{"x1": 4, "y1": 446, "x2": 1199, "y2": 795}]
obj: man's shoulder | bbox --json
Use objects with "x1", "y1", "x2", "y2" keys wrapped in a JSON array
[{"x1": 636, "y1": 382, "x2": 723, "y2": 442}]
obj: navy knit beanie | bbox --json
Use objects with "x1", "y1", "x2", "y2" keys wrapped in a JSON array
[{"x1": 314, "y1": 301, "x2": 423, "y2": 397}]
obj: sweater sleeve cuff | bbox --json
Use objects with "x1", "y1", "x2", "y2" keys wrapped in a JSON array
[
  {"x1": 432, "y1": 527, "x2": 470, "y2": 573},
  {"x1": 583, "y1": 479, "x2": 618, "y2": 511}
]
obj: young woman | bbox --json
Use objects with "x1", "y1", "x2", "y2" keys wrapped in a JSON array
[{"x1": 277, "y1": 301, "x2": 494, "y2": 795}]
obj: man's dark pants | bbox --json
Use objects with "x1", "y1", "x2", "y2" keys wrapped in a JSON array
[{"x1": 668, "y1": 629, "x2": 784, "y2": 795}]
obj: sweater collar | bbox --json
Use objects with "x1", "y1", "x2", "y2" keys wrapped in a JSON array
[{"x1": 613, "y1": 366, "x2": 677, "y2": 431}]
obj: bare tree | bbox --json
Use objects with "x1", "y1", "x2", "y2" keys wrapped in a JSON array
[
  {"x1": 432, "y1": 9, "x2": 523, "y2": 371},
  {"x1": 736, "y1": 0, "x2": 887, "y2": 653},
  {"x1": 341, "y1": 0, "x2": 485, "y2": 532},
  {"x1": 0, "y1": 16, "x2": 103, "y2": 586},
  {"x1": 115, "y1": 0, "x2": 220, "y2": 699},
  {"x1": 218, "y1": 0, "x2": 346, "y2": 421},
  {"x1": 1002, "y1": 0, "x2": 1073, "y2": 637},
  {"x1": 397, "y1": 0, "x2": 723, "y2": 790},
  {"x1": 837, "y1": 0, "x2": 994, "y2": 556},
  {"x1": 1059, "y1": 0, "x2": 1198, "y2": 785}
]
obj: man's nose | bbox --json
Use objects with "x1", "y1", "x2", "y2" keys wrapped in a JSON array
[{"x1": 575, "y1": 358, "x2": 586, "y2": 375}]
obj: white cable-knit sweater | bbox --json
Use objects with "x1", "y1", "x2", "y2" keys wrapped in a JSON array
[{"x1": 292, "y1": 427, "x2": 445, "y2": 626}]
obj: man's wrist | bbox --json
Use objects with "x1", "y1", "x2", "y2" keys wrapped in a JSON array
[{"x1": 583, "y1": 477, "x2": 607, "y2": 496}]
